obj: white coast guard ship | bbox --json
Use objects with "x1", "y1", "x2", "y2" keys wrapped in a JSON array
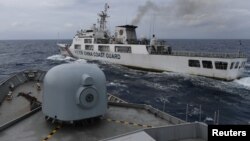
[{"x1": 58, "y1": 3, "x2": 247, "y2": 81}]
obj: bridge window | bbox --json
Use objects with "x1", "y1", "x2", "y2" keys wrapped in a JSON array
[
  {"x1": 230, "y1": 62, "x2": 234, "y2": 69},
  {"x1": 86, "y1": 30, "x2": 93, "y2": 33},
  {"x1": 74, "y1": 44, "x2": 81, "y2": 49},
  {"x1": 240, "y1": 62, "x2": 245, "y2": 69},
  {"x1": 215, "y1": 61, "x2": 228, "y2": 70},
  {"x1": 85, "y1": 45, "x2": 93, "y2": 50},
  {"x1": 235, "y1": 62, "x2": 239, "y2": 69},
  {"x1": 98, "y1": 45, "x2": 110, "y2": 52},
  {"x1": 115, "y1": 46, "x2": 131, "y2": 53},
  {"x1": 84, "y1": 39, "x2": 92, "y2": 44},
  {"x1": 189, "y1": 60, "x2": 200, "y2": 67},
  {"x1": 202, "y1": 60, "x2": 213, "y2": 69},
  {"x1": 242, "y1": 62, "x2": 246, "y2": 68}
]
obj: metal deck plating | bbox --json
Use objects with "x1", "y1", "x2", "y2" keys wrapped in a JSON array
[{"x1": 0, "y1": 70, "x2": 207, "y2": 141}]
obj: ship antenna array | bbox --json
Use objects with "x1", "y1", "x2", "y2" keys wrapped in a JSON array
[{"x1": 98, "y1": 3, "x2": 109, "y2": 31}]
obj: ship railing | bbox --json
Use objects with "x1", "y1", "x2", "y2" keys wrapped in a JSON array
[
  {"x1": 0, "y1": 70, "x2": 46, "y2": 105},
  {"x1": 169, "y1": 51, "x2": 247, "y2": 58}
]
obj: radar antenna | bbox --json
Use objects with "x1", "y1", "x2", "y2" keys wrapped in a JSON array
[{"x1": 98, "y1": 3, "x2": 109, "y2": 31}]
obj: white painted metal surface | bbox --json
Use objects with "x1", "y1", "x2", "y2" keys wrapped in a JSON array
[{"x1": 58, "y1": 3, "x2": 247, "y2": 81}]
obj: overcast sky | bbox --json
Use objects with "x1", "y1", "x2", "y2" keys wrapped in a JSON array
[{"x1": 0, "y1": 0, "x2": 250, "y2": 39}]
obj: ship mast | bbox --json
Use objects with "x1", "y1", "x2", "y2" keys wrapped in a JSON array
[{"x1": 98, "y1": 3, "x2": 109, "y2": 31}]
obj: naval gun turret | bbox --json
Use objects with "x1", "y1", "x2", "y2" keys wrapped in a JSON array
[{"x1": 42, "y1": 63, "x2": 107, "y2": 123}]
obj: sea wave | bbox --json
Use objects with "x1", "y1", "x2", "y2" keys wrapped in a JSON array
[
  {"x1": 0, "y1": 53, "x2": 16, "y2": 57},
  {"x1": 46, "y1": 54, "x2": 75, "y2": 62},
  {"x1": 70, "y1": 59, "x2": 87, "y2": 64},
  {"x1": 234, "y1": 77, "x2": 250, "y2": 88},
  {"x1": 107, "y1": 82, "x2": 128, "y2": 88}
]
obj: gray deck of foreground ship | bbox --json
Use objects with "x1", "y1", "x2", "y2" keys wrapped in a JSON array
[
  {"x1": 0, "y1": 104, "x2": 170, "y2": 141},
  {"x1": 0, "y1": 70, "x2": 207, "y2": 141},
  {"x1": 0, "y1": 81, "x2": 42, "y2": 125},
  {"x1": 0, "y1": 103, "x2": 206, "y2": 141}
]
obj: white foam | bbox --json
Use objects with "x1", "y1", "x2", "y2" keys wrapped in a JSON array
[
  {"x1": 162, "y1": 71, "x2": 192, "y2": 78},
  {"x1": 245, "y1": 70, "x2": 250, "y2": 73},
  {"x1": 71, "y1": 59, "x2": 87, "y2": 64},
  {"x1": 47, "y1": 54, "x2": 75, "y2": 62},
  {"x1": 124, "y1": 74, "x2": 129, "y2": 77},
  {"x1": 234, "y1": 77, "x2": 250, "y2": 87},
  {"x1": 107, "y1": 82, "x2": 127, "y2": 88},
  {"x1": 0, "y1": 53, "x2": 15, "y2": 57}
]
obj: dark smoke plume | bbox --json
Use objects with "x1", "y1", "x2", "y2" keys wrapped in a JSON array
[
  {"x1": 131, "y1": 0, "x2": 220, "y2": 26},
  {"x1": 131, "y1": 1, "x2": 157, "y2": 25}
]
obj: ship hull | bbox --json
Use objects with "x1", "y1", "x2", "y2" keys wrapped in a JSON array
[{"x1": 60, "y1": 45, "x2": 247, "y2": 81}]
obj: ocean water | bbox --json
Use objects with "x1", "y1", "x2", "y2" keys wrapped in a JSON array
[{"x1": 0, "y1": 39, "x2": 250, "y2": 124}]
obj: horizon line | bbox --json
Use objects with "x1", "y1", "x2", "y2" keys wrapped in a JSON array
[{"x1": 0, "y1": 38, "x2": 250, "y2": 41}]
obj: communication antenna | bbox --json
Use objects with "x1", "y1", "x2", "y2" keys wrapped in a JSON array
[
  {"x1": 98, "y1": 3, "x2": 109, "y2": 31},
  {"x1": 148, "y1": 13, "x2": 156, "y2": 39},
  {"x1": 152, "y1": 13, "x2": 156, "y2": 35}
]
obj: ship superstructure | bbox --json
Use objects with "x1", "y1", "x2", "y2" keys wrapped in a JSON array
[
  {"x1": 58, "y1": 3, "x2": 247, "y2": 81},
  {"x1": 0, "y1": 68, "x2": 207, "y2": 141}
]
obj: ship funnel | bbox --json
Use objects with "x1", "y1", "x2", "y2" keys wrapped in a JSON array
[
  {"x1": 42, "y1": 63, "x2": 107, "y2": 123},
  {"x1": 115, "y1": 25, "x2": 138, "y2": 44}
]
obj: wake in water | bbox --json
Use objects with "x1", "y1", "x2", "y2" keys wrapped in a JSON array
[
  {"x1": 234, "y1": 77, "x2": 250, "y2": 88},
  {"x1": 47, "y1": 54, "x2": 75, "y2": 62},
  {"x1": 46, "y1": 54, "x2": 87, "y2": 64},
  {"x1": 245, "y1": 63, "x2": 250, "y2": 67},
  {"x1": 72, "y1": 59, "x2": 87, "y2": 64}
]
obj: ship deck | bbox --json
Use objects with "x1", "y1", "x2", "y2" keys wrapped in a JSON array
[
  {"x1": 0, "y1": 82, "x2": 172, "y2": 141},
  {"x1": 0, "y1": 105, "x2": 172, "y2": 141},
  {"x1": 0, "y1": 81, "x2": 170, "y2": 140},
  {"x1": 0, "y1": 72, "x2": 207, "y2": 141},
  {"x1": 0, "y1": 81, "x2": 43, "y2": 126}
]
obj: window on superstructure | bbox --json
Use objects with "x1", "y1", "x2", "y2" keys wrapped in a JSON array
[
  {"x1": 85, "y1": 45, "x2": 94, "y2": 50},
  {"x1": 74, "y1": 44, "x2": 81, "y2": 49},
  {"x1": 86, "y1": 30, "x2": 93, "y2": 33},
  {"x1": 115, "y1": 46, "x2": 132, "y2": 53},
  {"x1": 215, "y1": 62, "x2": 228, "y2": 70},
  {"x1": 230, "y1": 62, "x2": 234, "y2": 69},
  {"x1": 242, "y1": 62, "x2": 246, "y2": 68},
  {"x1": 244, "y1": 62, "x2": 247, "y2": 67},
  {"x1": 239, "y1": 62, "x2": 245, "y2": 69},
  {"x1": 235, "y1": 62, "x2": 239, "y2": 69},
  {"x1": 202, "y1": 60, "x2": 213, "y2": 69},
  {"x1": 98, "y1": 45, "x2": 110, "y2": 52},
  {"x1": 189, "y1": 60, "x2": 200, "y2": 67},
  {"x1": 84, "y1": 39, "x2": 92, "y2": 44},
  {"x1": 96, "y1": 39, "x2": 109, "y2": 44}
]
